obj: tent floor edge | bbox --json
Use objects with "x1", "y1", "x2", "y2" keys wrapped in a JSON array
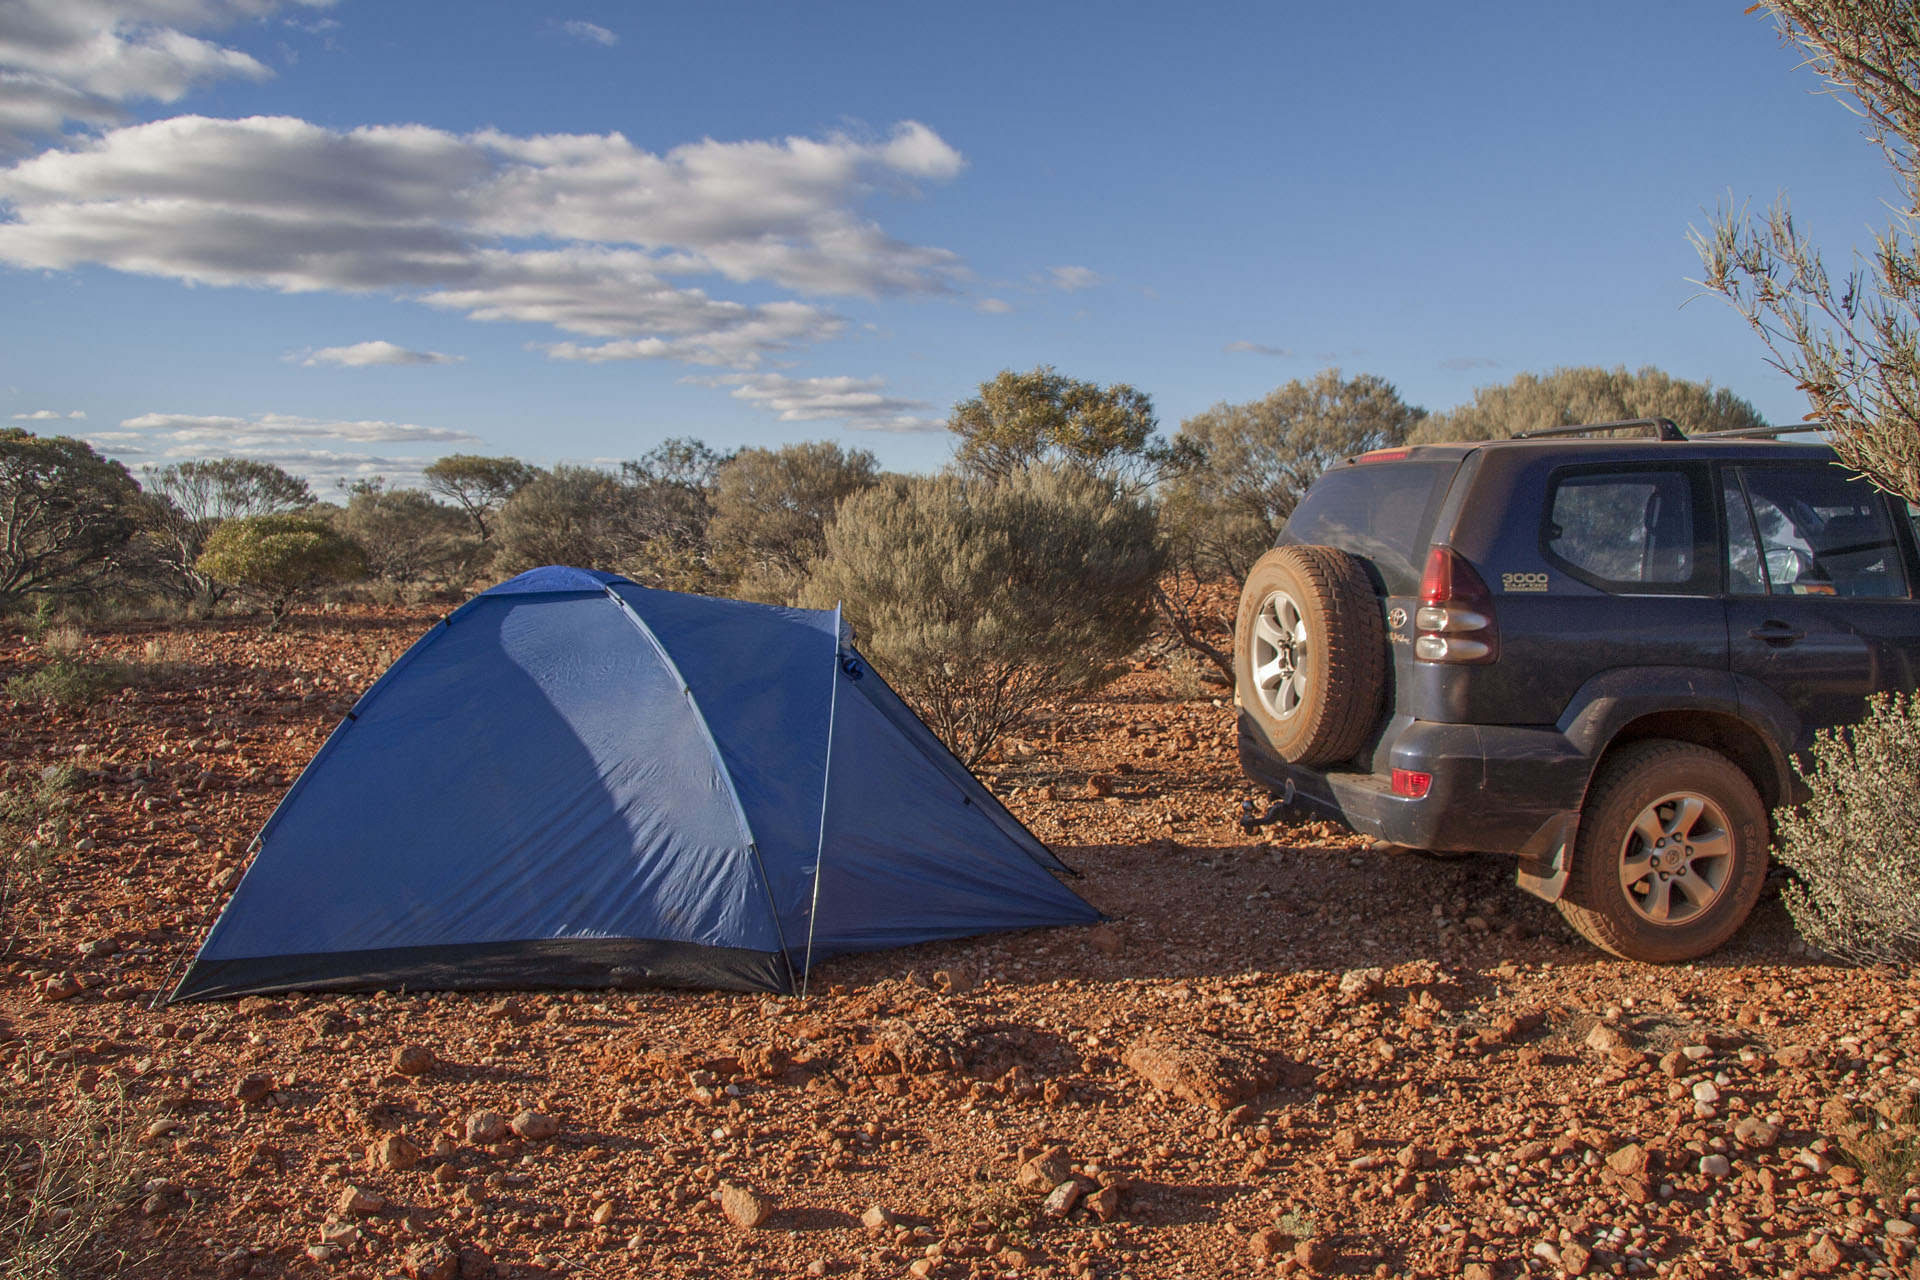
[{"x1": 171, "y1": 937, "x2": 792, "y2": 1001}]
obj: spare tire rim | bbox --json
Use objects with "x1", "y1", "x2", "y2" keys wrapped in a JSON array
[
  {"x1": 1250, "y1": 588, "x2": 1310, "y2": 720},
  {"x1": 1617, "y1": 790, "x2": 1734, "y2": 925}
]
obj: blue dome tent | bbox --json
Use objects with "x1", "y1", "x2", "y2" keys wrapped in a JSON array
[{"x1": 172, "y1": 567, "x2": 1098, "y2": 999}]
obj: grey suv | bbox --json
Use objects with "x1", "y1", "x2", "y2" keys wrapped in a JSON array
[{"x1": 1234, "y1": 420, "x2": 1920, "y2": 962}]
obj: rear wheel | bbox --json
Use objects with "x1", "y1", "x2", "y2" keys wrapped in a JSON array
[
  {"x1": 1234, "y1": 545, "x2": 1385, "y2": 768},
  {"x1": 1558, "y1": 740, "x2": 1768, "y2": 962}
]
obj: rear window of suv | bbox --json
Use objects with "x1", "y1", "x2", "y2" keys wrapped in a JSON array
[{"x1": 1283, "y1": 460, "x2": 1457, "y2": 595}]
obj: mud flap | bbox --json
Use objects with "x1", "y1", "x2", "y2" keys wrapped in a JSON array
[{"x1": 1513, "y1": 812, "x2": 1578, "y2": 903}]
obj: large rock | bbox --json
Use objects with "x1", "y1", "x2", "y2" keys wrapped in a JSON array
[{"x1": 1122, "y1": 1026, "x2": 1287, "y2": 1111}]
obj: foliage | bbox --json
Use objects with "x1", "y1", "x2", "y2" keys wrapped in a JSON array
[
  {"x1": 802, "y1": 464, "x2": 1165, "y2": 766},
  {"x1": 423, "y1": 453, "x2": 536, "y2": 542},
  {"x1": 1774, "y1": 692, "x2": 1920, "y2": 964},
  {"x1": 1832, "y1": 1093, "x2": 1920, "y2": 1200},
  {"x1": 490, "y1": 440, "x2": 731, "y2": 591},
  {"x1": 331, "y1": 480, "x2": 477, "y2": 585},
  {"x1": 710, "y1": 441, "x2": 880, "y2": 603},
  {"x1": 1692, "y1": 1, "x2": 1920, "y2": 503},
  {"x1": 949, "y1": 366, "x2": 1188, "y2": 490},
  {"x1": 138, "y1": 457, "x2": 312, "y2": 611},
  {"x1": 1158, "y1": 370, "x2": 1426, "y2": 682},
  {"x1": 0, "y1": 763, "x2": 77, "y2": 922},
  {"x1": 489, "y1": 465, "x2": 654, "y2": 582},
  {"x1": 0, "y1": 1087, "x2": 142, "y2": 1280},
  {"x1": 1407, "y1": 366, "x2": 1766, "y2": 443},
  {"x1": 195, "y1": 513, "x2": 369, "y2": 627},
  {"x1": 0, "y1": 430, "x2": 142, "y2": 603},
  {"x1": 5, "y1": 660, "x2": 126, "y2": 710}
]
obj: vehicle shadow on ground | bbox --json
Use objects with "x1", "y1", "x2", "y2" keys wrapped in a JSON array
[{"x1": 816, "y1": 838, "x2": 1826, "y2": 996}]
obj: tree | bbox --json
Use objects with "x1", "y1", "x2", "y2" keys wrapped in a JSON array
[
  {"x1": 196, "y1": 514, "x2": 368, "y2": 628},
  {"x1": 1692, "y1": 2, "x2": 1920, "y2": 503},
  {"x1": 709, "y1": 441, "x2": 880, "y2": 603},
  {"x1": 801, "y1": 464, "x2": 1165, "y2": 767},
  {"x1": 488, "y1": 466, "x2": 644, "y2": 580},
  {"x1": 1409, "y1": 366, "x2": 1766, "y2": 443},
  {"x1": 949, "y1": 366, "x2": 1188, "y2": 489},
  {"x1": 0, "y1": 429, "x2": 142, "y2": 602},
  {"x1": 139, "y1": 457, "x2": 312, "y2": 611},
  {"x1": 1158, "y1": 370, "x2": 1427, "y2": 681},
  {"x1": 331, "y1": 480, "x2": 475, "y2": 585},
  {"x1": 423, "y1": 454, "x2": 535, "y2": 543},
  {"x1": 616, "y1": 437, "x2": 732, "y2": 590}
]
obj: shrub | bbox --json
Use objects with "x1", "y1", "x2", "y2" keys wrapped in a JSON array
[
  {"x1": 1775, "y1": 692, "x2": 1920, "y2": 964},
  {"x1": 5, "y1": 660, "x2": 126, "y2": 710},
  {"x1": 1832, "y1": 1092, "x2": 1920, "y2": 1200},
  {"x1": 196, "y1": 513, "x2": 368, "y2": 628},
  {"x1": 709, "y1": 441, "x2": 879, "y2": 604},
  {"x1": 0, "y1": 1087, "x2": 141, "y2": 1279},
  {"x1": 0, "y1": 764, "x2": 77, "y2": 917},
  {"x1": 802, "y1": 464, "x2": 1165, "y2": 766}
]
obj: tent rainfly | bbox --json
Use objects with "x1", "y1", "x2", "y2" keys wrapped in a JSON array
[{"x1": 171, "y1": 566, "x2": 1099, "y2": 999}]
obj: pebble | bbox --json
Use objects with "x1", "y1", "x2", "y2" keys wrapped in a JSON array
[
  {"x1": 366, "y1": 1133, "x2": 422, "y2": 1172},
  {"x1": 1606, "y1": 1143, "x2": 1648, "y2": 1178},
  {"x1": 1042, "y1": 1179, "x2": 1085, "y2": 1218},
  {"x1": 390, "y1": 1044, "x2": 436, "y2": 1076},
  {"x1": 336, "y1": 1184, "x2": 384, "y2": 1216},
  {"x1": 861, "y1": 1205, "x2": 899, "y2": 1231},
  {"x1": 1734, "y1": 1116, "x2": 1781, "y2": 1148},
  {"x1": 1700, "y1": 1155, "x2": 1732, "y2": 1177},
  {"x1": 232, "y1": 1073, "x2": 273, "y2": 1104},
  {"x1": 719, "y1": 1184, "x2": 773, "y2": 1229},
  {"x1": 1585, "y1": 1023, "x2": 1627, "y2": 1055},
  {"x1": 466, "y1": 1110, "x2": 510, "y2": 1145},
  {"x1": 511, "y1": 1109, "x2": 558, "y2": 1140}
]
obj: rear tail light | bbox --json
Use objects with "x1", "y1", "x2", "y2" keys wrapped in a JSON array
[
  {"x1": 1391, "y1": 769, "x2": 1432, "y2": 798},
  {"x1": 1415, "y1": 546, "x2": 1499, "y2": 663}
]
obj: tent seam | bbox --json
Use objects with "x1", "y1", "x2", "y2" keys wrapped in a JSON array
[{"x1": 601, "y1": 586, "x2": 798, "y2": 994}]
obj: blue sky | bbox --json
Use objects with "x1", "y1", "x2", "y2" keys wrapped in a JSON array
[{"x1": 0, "y1": 2, "x2": 1898, "y2": 488}]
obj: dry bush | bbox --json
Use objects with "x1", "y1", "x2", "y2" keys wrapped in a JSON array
[
  {"x1": 1775, "y1": 693, "x2": 1920, "y2": 964},
  {"x1": 0, "y1": 1088, "x2": 142, "y2": 1279},
  {"x1": 1833, "y1": 1092, "x2": 1920, "y2": 1200},
  {"x1": 803, "y1": 465, "x2": 1164, "y2": 767}
]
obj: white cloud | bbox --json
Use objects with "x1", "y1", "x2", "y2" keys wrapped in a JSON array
[
  {"x1": 11, "y1": 407, "x2": 86, "y2": 419},
  {"x1": 0, "y1": 114, "x2": 964, "y2": 367},
  {"x1": 692, "y1": 372, "x2": 941, "y2": 432},
  {"x1": 1225, "y1": 340, "x2": 1293, "y2": 357},
  {"x1": 0, "y1": 1, "x2": 332, "y2": 156},
  {"x1": 302, "y1": 339, "x2": 462, "y2": 367},
  {"x1": 560, "y1": 20, "x2": 617, "y2": 46},
  {"x1": 120, "y1": 410, "x2": 478, "y2": 445},
  {"x1": 975, "y1": 297, "x2": 1013, "y2": 315},
  {"x1": 1046, "y1": 265, "x2": 1103, "y2": 292}
]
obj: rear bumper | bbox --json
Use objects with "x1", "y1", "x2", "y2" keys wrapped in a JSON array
[{"x1": 1237, "y1": 713, "x2": 1589, "y2": 857}]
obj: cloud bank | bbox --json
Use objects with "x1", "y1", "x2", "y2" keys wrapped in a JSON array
[
  {"x1": 0, "y1": 114, "x2": 967, "y2": 368},
  {"x1": 0, "y1": 0, "x2": 332, "y2": 156},
  {"x1": 691, "y1": 373, "x2": 941, "y2": 432}
]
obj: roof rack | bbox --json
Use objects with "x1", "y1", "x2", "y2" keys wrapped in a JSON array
[
  {"x1": 1691, "y1": 422, "x2": 1828, "y2": 440},
  {"x1": 1514, "y1": 417, "x2": 1687, "y2": 442}
]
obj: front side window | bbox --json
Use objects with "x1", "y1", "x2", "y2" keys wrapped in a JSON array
[
  {"x1": 1545, "y1": 469, "x2": 1696, "y2": 589},
  {"x1": 1728, "y1": 465, "x2": 1908, "y2": 598}
]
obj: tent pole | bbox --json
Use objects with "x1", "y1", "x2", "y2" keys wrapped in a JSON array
[{"x1": 799, "y1": 603, "x2": 844, "y2": 1000}]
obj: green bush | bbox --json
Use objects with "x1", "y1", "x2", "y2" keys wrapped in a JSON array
[
  {"x1": 196, "y1": 513, "x2": 368, "y2": 628},
  {"x1": 1776, "y1": 692, "x2": 1920, "y2": 964},
  {"x1": 5, "y1": 660, "x2": 125, "y2": 710},
  {"x1": 802, "y1": 464, "x2": 1164, "y2": 766}
]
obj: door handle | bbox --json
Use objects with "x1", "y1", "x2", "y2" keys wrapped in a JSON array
[{"x1": 1747, "y1": 621, "x2": 1804, "y2": 644}]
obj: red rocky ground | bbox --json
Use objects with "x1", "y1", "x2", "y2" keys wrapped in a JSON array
[{"x1": 0, "y1": 607, "x2": 1916, "y2": 1280}]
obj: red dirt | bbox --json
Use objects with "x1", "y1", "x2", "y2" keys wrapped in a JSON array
[{"x1": 1, "y1": 607, "x2": 1915, "y2": 1280}]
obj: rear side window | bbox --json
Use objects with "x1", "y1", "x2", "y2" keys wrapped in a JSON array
[
  {"x1": 1283, "y1": 460, "x2": 1457, "y2": 596},
  {"x1": 1725, "y1": 464, "x2": 1908, "y2": 598},
  {"x1": 1544, "y1": 468, "x2": 1702, "y2": 591}
]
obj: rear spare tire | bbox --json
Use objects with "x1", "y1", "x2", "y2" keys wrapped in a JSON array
[
  {"x1": 1557, "y1": 740, "x2": 1768, "y2": 963},
  {"x1": 1234, "y1": 545, "x2": 1385, "y2": 768}
]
